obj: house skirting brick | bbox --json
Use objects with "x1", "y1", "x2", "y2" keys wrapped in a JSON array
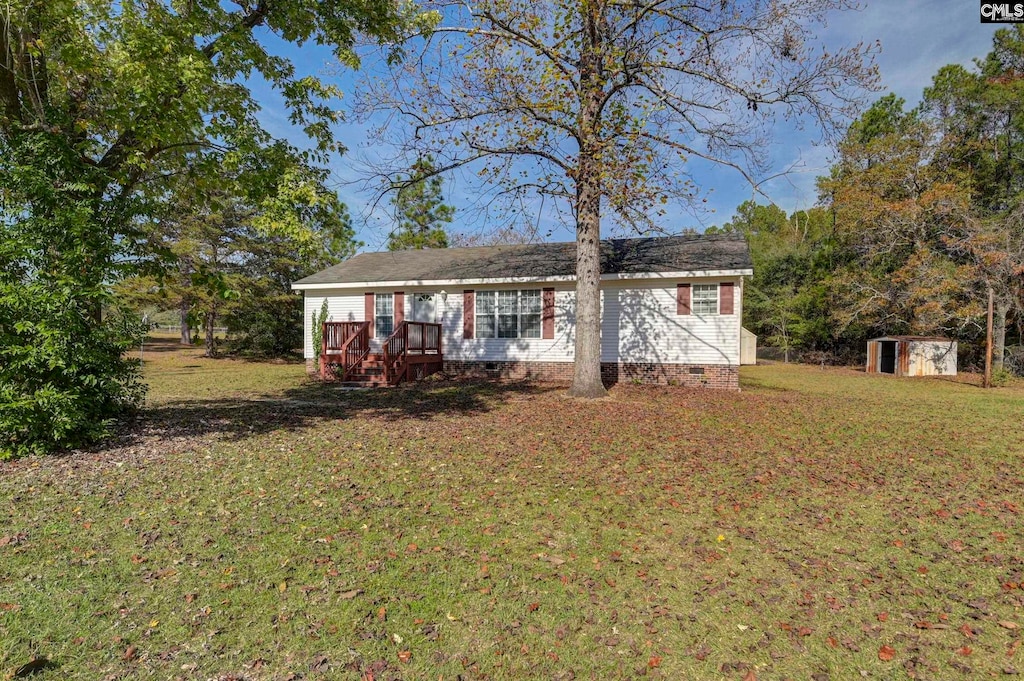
[
  {"x1": 305, "y1": 358, "x2": 318, "y2": 377},
  {"x1": 602, "y1": 362, "x2": 739, "y2": 390},
  {"x1": 443, "y1": 360, "x2": 739, "y2": 390}
]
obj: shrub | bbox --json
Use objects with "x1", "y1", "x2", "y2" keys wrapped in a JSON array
[
  {"x1": 0, "y1": 289, "x2": 146, "y2": 459},
  {"x1": 310, "y1": 300, "x2": 329, "y2": 359},
  {"x1": 225, "y1": 293, "x2": 303, "y2": 359},
  {"x1": 991, "y1": 366, "x2": 1015, "y2": 387}
]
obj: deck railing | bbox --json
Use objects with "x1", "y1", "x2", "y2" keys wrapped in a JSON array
[
  {"x1": 321, "y1": 321, "x2": 370, "y2": 380},
  {"x1": 382, "y1": 321, "x2": 442, "y2": 385}
]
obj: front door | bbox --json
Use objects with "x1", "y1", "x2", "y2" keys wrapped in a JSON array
[{"x1": 413, "y1": 293, "x2": 437, "y2": 323}]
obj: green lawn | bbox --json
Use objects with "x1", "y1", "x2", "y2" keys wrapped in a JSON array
[{"x1": 2, "y1": 341, "x2": 1023, "y2": 679}]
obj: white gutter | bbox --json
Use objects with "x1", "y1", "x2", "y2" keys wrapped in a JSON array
[{"x1": 291, "y1": 269, "x2": 753, "y2": 291}]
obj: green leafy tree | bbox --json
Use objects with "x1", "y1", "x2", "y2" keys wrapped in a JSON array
[
  {"x1": 0, "y1": 0, "x2": 421, "y2": 456},
  {"x1": 119, "y1": 174, "x2": 356, "y2": 358},
  {"x1": 388, "y1": 156, "x2": 454, "y2": 250},
  {"x1": 225, "y1": 195, "x2": 355, "y2": 358},
  {"x1": 719, "y1": 202, "x2": 836, "y2": 359},
  {"x1": 361, "y1": 0, "x2": 877, "y2": 397}
]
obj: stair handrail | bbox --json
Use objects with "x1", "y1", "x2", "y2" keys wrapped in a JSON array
[
  {"x1": 382, "y1": 321, "x2": 409, "y2": 385},
  {"x1": 336, "y1": 320, "x2": 371, "y2": 380}
]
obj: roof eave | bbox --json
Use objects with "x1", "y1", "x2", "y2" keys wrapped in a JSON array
[{"x1": 291, "y1": 268, "x2": 754, "y2": 291}]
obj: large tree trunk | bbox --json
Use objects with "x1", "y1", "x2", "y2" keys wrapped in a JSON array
[
  {"x1": 180, "y1": 297, "x2": 192, "y2": 345},
  {"x1": 568, "y1": 136, "x2": 607, "y2": 397},
  {"x1": 569, "y1": 10, "x2": 606, "y2": 399},
  {"x1": 993, "y1": 299, "x2": 1008, "y2": 371},
  {"x1": 568, "y1": 177, "x2": 606, "y2": 397},
  {"x1": 567, "y1": 9, "x2": 608, "y2": 399}
]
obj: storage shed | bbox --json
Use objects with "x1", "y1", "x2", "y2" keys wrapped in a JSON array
[
  {"x1": 866, "y1": 336, "x2": 957, "y2": 377},
  {"x1": 740, "y1": 327, "x2": 757, "y2": 365}
]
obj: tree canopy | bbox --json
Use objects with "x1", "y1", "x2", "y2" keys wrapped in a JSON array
[{"x1": 0, "y1": 0, "x2": 426, "y2": 456}]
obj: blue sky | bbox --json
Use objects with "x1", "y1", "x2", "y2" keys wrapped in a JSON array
[{"x1": 250, "y1": 1, "x2": 1002, "y2": 250}]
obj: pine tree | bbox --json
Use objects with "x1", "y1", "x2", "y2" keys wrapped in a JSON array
[{"x1": 387, "y1": 157, "x2": 454, "y2": 251}]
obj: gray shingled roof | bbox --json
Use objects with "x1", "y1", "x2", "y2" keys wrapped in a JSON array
[{"x1": 293, "y1": 233, "x2": 751, "y2": 286}]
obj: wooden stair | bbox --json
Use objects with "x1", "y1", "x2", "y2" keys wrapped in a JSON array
[
  {"x1": 321, "y1": 321, "x2": 444, "y2": 387},
  {"x1": 339, "y1": 353, "x2": 389, "y2": 387}
]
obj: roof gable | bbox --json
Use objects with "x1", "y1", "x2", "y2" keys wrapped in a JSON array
[{"x1": 294, "y1": 233, "x2": 751, "y2": 287}]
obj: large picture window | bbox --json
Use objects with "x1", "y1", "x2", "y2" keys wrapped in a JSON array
[
  {"x1": 375, "y1": 293, "x2": 394, "y2": 337},
  {"x1": 475, "y1": 290, "x2": 542, "y2": 339},
  {"x1": 692, "y1": 284, "x2": 718, "y2": 315}
]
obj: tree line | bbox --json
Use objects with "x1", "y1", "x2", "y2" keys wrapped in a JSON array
[{"x1": 723, "y1": 28, "x2": 1024, "y2": 374}]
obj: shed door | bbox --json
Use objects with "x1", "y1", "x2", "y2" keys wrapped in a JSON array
[{"x1": 880, "y1": 341, "x2": 897, "y2": 374}]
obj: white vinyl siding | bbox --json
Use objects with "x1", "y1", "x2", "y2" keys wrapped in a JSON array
[
  {"x1": 304, "y1": 279, "x2": 742, "y2": 366},
  {"x1": 599, "y1": 281, "x2": 740, "y2": 365},
  {"x1": 303, "y1": 289, "x2": 409, "y2": 356}
]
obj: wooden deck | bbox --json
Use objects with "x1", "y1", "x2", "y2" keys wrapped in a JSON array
[{"x1": 320, "y1": 321, "x2": 443, "y2": 386}]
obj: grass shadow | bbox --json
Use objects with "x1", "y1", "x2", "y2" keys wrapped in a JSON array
[
  {"x1": 140, "y1": 337, "x2": 192, "y2": 353},
  {"x1": 142, "y1": 336, "x2": 306, "y2": 364},
  {"x1": 120, "y1": 379, "x2": 559, "y2": 445}
]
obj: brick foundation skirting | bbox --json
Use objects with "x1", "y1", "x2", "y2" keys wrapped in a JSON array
[
  {"x1": 308, "y1": 357, "x2": 739, "y2": 390},
  {"x1": 443, "y1": 360, "x2": 739, "y2": 390}
]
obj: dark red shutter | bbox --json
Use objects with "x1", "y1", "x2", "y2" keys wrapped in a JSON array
[
  {"x1": 365, "y1": 292, "x2": 375, "y2": 338},
  {"x1": 542, "y1": 288, "x2": 555, "y2": 339},
  {"x1": 394, "y1": 292, "x2": 404, "y2": 325},
  {"x1": 676, "y1": 283, "x2": 691, "y2": 315},
  {"x1": 720, "y1": 282, "x2": 734, "y2": 315},
  {"x1": 463, "y1": 290, "x2": 474, "y2": 339}
]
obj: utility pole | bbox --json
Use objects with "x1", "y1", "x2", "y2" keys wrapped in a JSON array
[{"x1": 984, "y1": 286, "x2": 994, "y2": 388}]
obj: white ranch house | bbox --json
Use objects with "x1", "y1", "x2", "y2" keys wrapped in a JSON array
[{"x1": 292, "y1": 234, "x2": 753, "y2": 390}]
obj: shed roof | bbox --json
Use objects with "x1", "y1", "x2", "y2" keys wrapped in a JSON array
[
  {"x1": 293, "y1": 233, "x2": 751, "y2": 287},
  {"x1": 870, "y1": 336, "x2": 955, "y2": 343}
]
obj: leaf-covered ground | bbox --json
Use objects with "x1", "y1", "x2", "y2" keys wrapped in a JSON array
[{"x1": 2, "y1": 340, "x2": 1023, "y2": 680}]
